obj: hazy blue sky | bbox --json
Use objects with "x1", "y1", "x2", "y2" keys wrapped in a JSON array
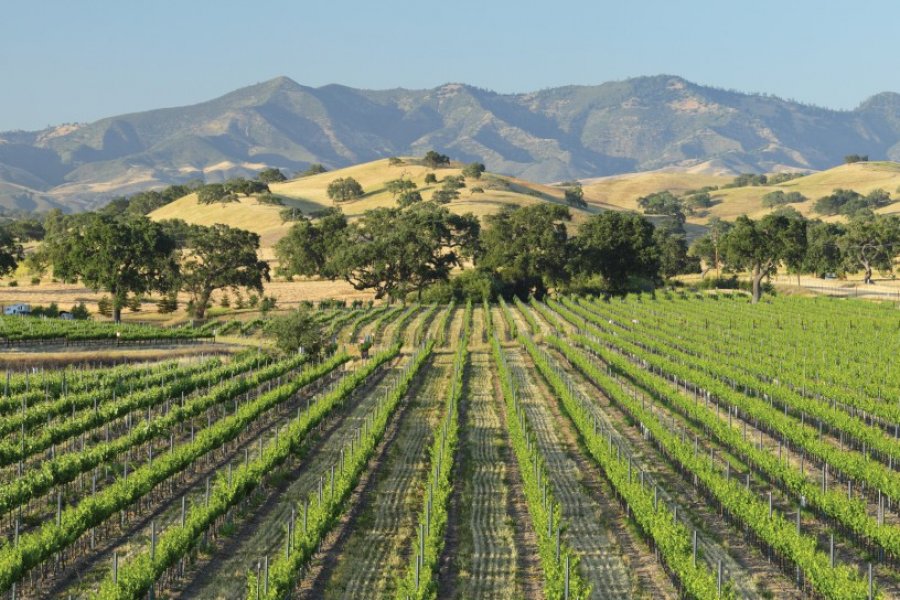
[{"x1": 2, "y1": 0, "x2": 898, "y2": 131}]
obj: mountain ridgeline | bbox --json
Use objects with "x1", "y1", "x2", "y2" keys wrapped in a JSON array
[{"x1": 4, "y1": 74, "x2": 900, "y2": 212}]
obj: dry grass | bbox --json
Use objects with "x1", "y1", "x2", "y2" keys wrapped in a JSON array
[
  {"x1": 149, "y1": 158, "x2": 595, "y2": 251},
  {"x1": 0, "y1": 279, "x2": 372, "y2": 322},
  {"x1": 586, "y1": 161, "x2": 900, "y2": 227}
]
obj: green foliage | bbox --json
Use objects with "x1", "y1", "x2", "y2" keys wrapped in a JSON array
[
  {"x1": 720, "y1": 213, "x2": 807, "y2": 301},
  {"x1": 97, "y1": 296, "x2": 113, "y2": 317},
  {"x1": 462, "y1": 162, "x2": 486, "y2": 179},
  {"x1": 441, "y1": 175, "x2": 466, "y2": 191},
  {"x1": 298, "y1": 163, "x2": 328, "y2": 177},
  {"x1": 326, "y1": 177, "x2": 365, "y2": 202},
  {"x1": 126, "y1": 295, "x2": 143, "y2": 312},
  {"x1": 844, "y1": 154, "x2": 869, "y2": 164},
  {"x1": 275, "y1": 209, "x2": 348, "y2": 279},
  {"x1": 688, "y1": 218, "x2": 731, "y2": 275},
  {"x1": 178, "y1": 223, "x2": 269, "y2": 320},
  {"x1": 653, "y1": 222, "x2": 700, "y2": 279},
  {"x1": 762, "y1": 190, "x2": 806, "y2": 207},
  {"x1": 424, "y1": 173, "x2": 438, "y2": 184},
  {"x1": 267, "y1": 307, "x2": 328, "y2": 357},
  {"x1": 723, "y1": 173, "x2": 768, "y2": 188},
  {"x1": 388, "y1": 156, "x2": 404, "y2": 166},
  {"x1": 839, "y1": 214, "x2": 900, "y2": 283},
  {"x1": 420, "y1": 268, "x2": 499, "y2": 303},
  {"x1": 767, "y1": 172, "x2": 807, "y2": 184},
  {"x1": 564, "y1": 184, "x2": 587, "y2": 208},
  {"x1": 636, "y1": 191, "x2": 685, "y2": 223},
  {"x1": 330, "y1": 204, "x2": 479, "y2": 299},
  {"x1": 384, "y1": 177, "x2": 417, "y2": 198},
  {"x1": 197, "y1": 184, "x2": 238, "y2": 205},
  {"x1": 803, "y1": 220, "x2": 845, "y2": 277},
  {"x1": 257, "y1": 168, "x2": 287, "y2": 183},
  {"x1": 279, "y1": 207, "x2": 304, "y2": 223},
  {"x1": 469, "y1": 186, "x2": 484, "y2": 194},
  {"x1": 156, "y1": 291, "x2": 178, "y2": 314},
  {"x1": 430, "y1": 189, "x2": 459, "y2": 204},
  {"x1": 423, "y1": 150, "x2": 450, "y2": 168},
  {"x1": 813, "y1": 188, "x2": 891, "y2": 216},
  {"x1": 259, "y1": 295, "x2": 277, "y2": 314},
  {"x1": 397, "y1": 190, "x2": 423, "y2": 207},
  {"x1": 571, "y1": 211, "x2": 659, "y2": 292},
  {"x1": 479, "y1": 204, "x2": 571, "y2": 298},
  {"x1": 70, "y1": 302, "x2": 90, "y2": 320},
  {"x1": 255, "y1": 193, "x2": 284, "y2": 206},
  {"x1": 225, "y1": 178, "x2": 269, "y2": 197},
  {"x1": 43, "y1": 214, "x2": 177, "y2": 321},
  {"x1": 684, "y1": 191, "x2": 715, "y2": 212},
  {"x1": 0, "y1": 226, "x2": 23, "y2": 277}
]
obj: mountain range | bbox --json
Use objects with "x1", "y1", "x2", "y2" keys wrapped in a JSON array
[{"x1": 3, "y1": 74, "x2": 900, "y2": 212}]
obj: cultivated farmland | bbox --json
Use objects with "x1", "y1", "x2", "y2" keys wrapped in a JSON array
[{"x1": 0, "y1": 294, "x2": 898, "y2": 599}]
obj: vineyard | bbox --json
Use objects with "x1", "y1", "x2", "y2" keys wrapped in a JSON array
[{"x1": 0, "y1": 295, "x2": 897, "y2": 599}]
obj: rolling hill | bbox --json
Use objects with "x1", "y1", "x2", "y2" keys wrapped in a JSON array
[
  {"x1": 149, "y1": 158, "x2": 595, "y2": 255},
  {"x1": 582, "y1": 161, "x2": 900, "y2": 226},
  {"x1": 6, "y1": 75, "x2": 900, "y2": 212}
]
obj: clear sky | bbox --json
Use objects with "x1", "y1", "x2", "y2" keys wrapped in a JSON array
[{"x1": 2, "y1": 0, "x2": 898, "y2": 131}]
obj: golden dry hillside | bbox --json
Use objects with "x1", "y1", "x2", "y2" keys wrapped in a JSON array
[
  {"x1": 583, "y1": 161, "x2": 900, "y2": 226},
  {"x1": 149, "y1": 158, "x2": 595, "y2": 253}
]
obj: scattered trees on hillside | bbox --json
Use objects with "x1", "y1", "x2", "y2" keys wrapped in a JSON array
[
  {"x1": 767, "y1": 172, "x2": 807, "y2": 184},
  {"x1": 397, "y1": 190, "x2": 423, "y2": 207},
  {"x1": 326, "y1": 177, "x2": 365, "y2": 203},
  {"x1": 384, "y1": 177, "x2": 417, "y2": 198},
  {"x1": 423, "y1": 150, "x2": 451, "y2": 168},
  {"x1": 723, "y1": 173, "x2": 768, "y2": 188},
  {"x1": 225, "y1": 178, "x2": 270, "y2": 197},
  {"x1": 813, "y1": 188, "x2": 891, "y2": 217},
  {"x1": 197, "y1": 184, "x2": 237, "y2": 205},
  {"x1": 258, "y1": 168, "x2": 287, "y2": 183},
  {"x1": 844, "y1": 154, "x2": 869, "y2": 164},
  {"x1": 637, "y1": 191, "x2": 686, "y2": 224},
  {"x1": 298, "y1": 163, "x2": 328, "y2": 177},
  {"x1": 431, "y1": 189, "x2": 459, "y2": 204},
  {"x1": 761, "y1": 190, "x2": 806, "y2": 207},
  {"x1": 462, "y1": 162, "x2": 486, "y2": 179},
  {"x1": 564, "y1": 184, "x2": 587, "y2": 208}
]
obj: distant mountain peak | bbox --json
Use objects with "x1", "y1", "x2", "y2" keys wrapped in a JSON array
[{"x1": 2, "y1": 75, "x2": 900, "y2": 213}]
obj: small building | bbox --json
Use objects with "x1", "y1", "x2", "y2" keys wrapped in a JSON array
[
  {"x1": 58, "y1": 311, "x2": 75, "y2": 320},
  {"x1": 3, "y1": 303, "x2": 31, "y2": 316}
]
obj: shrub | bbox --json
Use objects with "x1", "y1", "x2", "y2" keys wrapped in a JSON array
[{"x1": 424, "y1": 173, "x2": 438, "y2": 184}]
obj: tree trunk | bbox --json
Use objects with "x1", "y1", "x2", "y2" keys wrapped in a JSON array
[
  {"x1": 113, "y1": 306, "x2": 122, "y2": 324},
  {"x1": 195, "y1": 289, "x2": 212, "y2": 320},
  {"x1": 864, "y1": 263, "x2": 873, "y2": 285},
  {"x1": 751, "y1": 266, "x2": 764, "y2": 304}
]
